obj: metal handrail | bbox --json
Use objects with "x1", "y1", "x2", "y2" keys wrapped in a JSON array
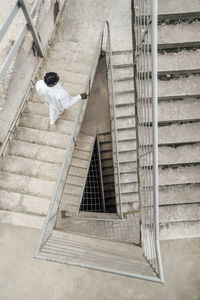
[
  {"x1": 35, "y1": 20, "x2": 123, "y2": 255},
  {"x1": 104, "y1": 21, "x2": 123, "y2": 219},
  {"x1": 0, "y1": 0, "x2": 44, "y2": 86},
  {"x1": 133, "y1": 0, "x2": 164, "y2": 283}
]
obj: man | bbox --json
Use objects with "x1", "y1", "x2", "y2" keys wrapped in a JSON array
[{"x1": 35, "y1": 72, "x2": 87, "y2": 125}]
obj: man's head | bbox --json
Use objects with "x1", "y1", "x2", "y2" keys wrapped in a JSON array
[{"x1": 44, "y1": 72, "x2": 59, "y2": 87}]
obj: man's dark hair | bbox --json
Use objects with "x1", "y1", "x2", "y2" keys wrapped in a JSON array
[{"x1": 44, "y1": 72, "x2": 59, "y2": 86}]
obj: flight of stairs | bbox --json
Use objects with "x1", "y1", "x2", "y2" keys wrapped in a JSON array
[
  {"x1": 156, "y1": 0, "x2": 200, "y2": 239},
  {"x1": 39, "y1": 229, "x2": 154, "y2": 277},
  {"x1": 98, "y1": 132, "x2": 116, "y2": 213},
  {"x1": 58, "y1": 134, "x2": 95, "y2": 218},
  {"x1": 132, "y1": 0, "x2": 200, "y2": 240},
  {"x1": 111, "y1": 50, "x2": 139, "y2": 214},
  {"x1": 0, "y1": 0, "x2": 109, "y2": 229}
]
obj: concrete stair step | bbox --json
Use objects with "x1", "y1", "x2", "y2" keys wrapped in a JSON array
[
  {"x1": 103, "y1": 182, "x2": 115, "y2": 191},
  {"x1": 100, "y1": 142, "x2": 112, "y2": 152},
  {"x1": 114, "y1": 78, "x2": 134, "y2": 93},
  {"x1": 68, "y1": 166, "x2": 87, "y2": 178},
  {"x1": 159, "y1": 183, "x2": 200, "y2": 206},
  {"x1": 113, "y1": 64, "x2": 134, "y2": 80},
  {"x1": 120, "y1": 172, "x2": 137, "y2": 184},
  {"x1": 59, "y1": 203, "x2": 78, "y2": 215},
  {"x1": 14, "y1": 126, "x2": 70, "y2": 149},
  {"x1": 0, "y1": 210, "x2": 44, "y2": 229},
  {"x1": 102, "y1": 159, "x2": 113, "y2": 168},
  {"x1": 61, "y1": 193, "x2": 80, "y2": 206},
  {"x1": 115, "y1": 91, "x2": 135, "y2": 106},
  {"x1": 116, "y1": 103, "x2": 135, "y2": 118},
  {"x1": 102, "y1": 167, "x2": 114, "y2": 176},
  {"x1": 101, "y1": 151, "x2": 112, "y2": 160},
  {"x1": 103, "y1": 175, "x2": 115, "y2": 184},
  {"x1": 43, "y1": 230, "x2": 153, "y2": 276},
  {"x1": 77, "y1": 133, "x2": 95, "y2": 144},
  {"x1": 119, "y1": 161, "x2": 137, "y2": 173},
  {"x1": 78, "y1": 211, "x2": 118, "y2": 219},
  {"x1": 158, "y1": 75, "x2": 200, "y2": 99},
  {"x1": 120, "y1": 192, "x2": 139, "y2": 205},
  {"x1": 116, "y1": 116, "x2": 135, "y2": 129},
  {"x1": 24, "y1": 101, "x2": 49, "y2": 116},
  {"x1": 158, "y1": 143, "x2": 200, "y2": 166},
  {"x1": 143, "y1": 99, "x2": 200, "y2": 123},
  {"x1": 75, "y1": 142, "x2": 95, "y2": 153},
  {"x1": 157, "y1": 99, "x2": 200, "y2": 123},
  {"x1": 112, "y1": 50, "x2": 133, "y2": 65},
  {"x1": 121, "y1": 182, "x2": 138, "y2": 194},
  {"x1": 20, "y1": 113, "x2": 74, "y2": 135},
  {"x1": 156, "y1": 22, "x2": 200, "y2": 45},
  {"x1": 71, "y1": 157, "x2": 90, "y2": 169},
  {"x1": 118, "y1": 139, "x2": 136, "y2": 152},
  {"x1": 159, "y1": 165, "x2": 200, "y2": 186},
  {"x1": 119, "y1": 151, "x2": 137, "y2": 163},
  {"x1": 98, "y1": 133, "x2": 112, "y2": 143},
  {"x1": 44, "y1": 61, "x2": 90, "y2": 80},
  {"x1": 0, "y1": 172, "x2": 54, "y2": 199},
  {"x1": 0, "y1": 155, "x2": 60, "y2": 181},
  {"x1": 0, "y1": 189, "x2": 49, "y2": 215},
  {"x1": 8, "y1": 140, "x2": 65, "y2": 164},
  {"x1": 63, "y1": 184, "x2": 82, "y2": 196},
  {"x1": 117, "y1": 128, "x2": 136, "y2": 140},
  {"x1": 158, "y1": 122, "x2": 200, "y2": 145},
  {"x1": 159, "y1": 220, "x2": 200, "y2": 240},
  {"x1": 66, "y1": 174, "x2": 85, "y2": 187},
  {"x1": 73, "y1": 149, "x2": 91, "y2": 160},
  {"x1": 156, "y1": 49, "x2": 200, "y2": 73},
  {"x1": 159, "y1": 203, "x2": 200, "y2": 223},
  {"x1": 104, "y1": 190, "x2": 115, "y2": 199},
  {"x1": 121, "y1": 201, "x2": 139, "y2": 213},
  {"x1": 158, "y1": 0, "x2": 200, "y2": 15}
]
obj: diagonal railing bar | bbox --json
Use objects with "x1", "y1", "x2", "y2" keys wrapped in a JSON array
[
  {"x1": 35, "y1": 20, "x2": 124, "y2": 256},
  {"x1": 0, "y1": 0, "x2": 44, "y2": 85}
]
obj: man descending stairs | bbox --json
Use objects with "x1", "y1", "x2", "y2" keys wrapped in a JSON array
[{"x1": 0, "y1": 0, "x2": 114, "y2": 229}]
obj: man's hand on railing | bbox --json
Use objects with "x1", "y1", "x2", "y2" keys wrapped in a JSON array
[{"x1": 80, "y1": 93, "x2": 88, "y2": 100}]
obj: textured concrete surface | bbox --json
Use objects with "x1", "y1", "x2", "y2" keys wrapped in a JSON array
[{"x1": 0, "y1": 224, "x2": 199, "y2": 300}]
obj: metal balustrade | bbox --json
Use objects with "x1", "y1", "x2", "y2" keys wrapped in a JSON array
[
  {"x1": 35, "y1": 20, "x2": 123, "y2": 257},
  {"x1": 133, "y1": 0, "x2": 164, "y2": 282},
  {"x1": 0, "y1": 0, "x2": 44, "y2": 86}
]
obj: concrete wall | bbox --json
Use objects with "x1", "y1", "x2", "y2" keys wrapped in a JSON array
[{"x1": 0, "y1": 0, "x2": 66, "y2": 144}]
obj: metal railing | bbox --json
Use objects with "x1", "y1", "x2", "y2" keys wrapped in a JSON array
[
  {"x1": 35, "y1": 20, "x2": 123, "y2": 256},
  {"x1": 0, "y1": 0, "x2": 44, "y2": 86},
  {"x1": 133, "y1": 0, "x2": 164, "y2": 282},
  {"x1": 103, "y1": 21, "x2": 123, "y2": 219}
]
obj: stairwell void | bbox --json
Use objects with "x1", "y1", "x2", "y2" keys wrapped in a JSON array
[
  {"x1": 56, "y1": 55, "x2": 140, "y2": 244},
  {"x1": 80, "y1": 135, "x2": 105, "y2": 213}
]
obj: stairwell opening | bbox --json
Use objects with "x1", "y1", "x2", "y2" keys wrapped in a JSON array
[
  {"x1": 80, "y1": 135, "x2": 105, "y2": 213},
  {"x1": 79, "y1": 133, "x2": 117, "y2": 216}
]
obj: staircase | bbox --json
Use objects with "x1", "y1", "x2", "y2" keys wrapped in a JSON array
[
  {"x1": 58, "y1": 133, "x2": 95, "y2": 218},
  {"x1": 111, "y1": 50, "x2": 139, "y2": 214},
  {"x1": 98, "y1": 132, "x2": 116, "y2": 213},
  {"x1": 131, "y1": 0, "x2": 200, "y2": 240},
  {"x1": 40, "y1": 229, "x2": 154, "y2": 277},
  {"x1": 156, "y1": 0, "x2": 200, "y2": 239},
  {"x1": 0, "y1": 0, "x2": 111, "y2": 229}
]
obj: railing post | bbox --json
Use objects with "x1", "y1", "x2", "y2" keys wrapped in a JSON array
[
  {"x1": 151, "y1": 0, "x2": 164, "y2": 283},
  {"x1": 18, "y1": 0, "x2": 44, "y2": 57}
]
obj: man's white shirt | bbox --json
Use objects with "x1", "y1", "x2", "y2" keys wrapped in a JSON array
[{"x1": 36, "y1": 80, "x2": 81, "y2": 124}]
